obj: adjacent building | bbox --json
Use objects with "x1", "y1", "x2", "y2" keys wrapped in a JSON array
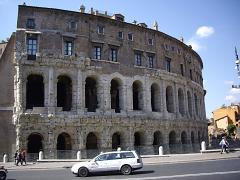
[{"x1": 0, "y1": 4, "x2": 207, "y2": 159}]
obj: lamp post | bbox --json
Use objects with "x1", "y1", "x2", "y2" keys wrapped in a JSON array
[{"x1": 232, "y1": 47, "x2": 240, "y2": 88}]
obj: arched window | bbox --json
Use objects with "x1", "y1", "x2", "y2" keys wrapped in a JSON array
[
  {"x1": 57, "y1": 75, "x2": 72, "y2": 111},
  {"x1": 86, "y1": 132, "x2": 98, "y2": 150},
  {"x1": 194, "y1": 93, "x2": 198, "y2": 116},
  {"x1": 166, "y1": 86, "x2": 174, "y2": 113},
  {"x1": 26, "y1": 75, "x2": 44, "y2": 109},
  {"x1": 191, "y1": 131, "x2": 195, "y2": 144},
  {"x1": 85, "y1": 77, "x2": 98, "y2": 112},
  {"x1": 178, "y1": 88, "x2": 184, "y2": 115},
  {"x1": 153, "y1": 131, "x2": 163, "y2": 146},
  {"x1": 181, "y1": 131, "x2": 187, "y2": 144},
  {"x1": 111, "y1": 79, "x2": 121, "y2": 113},
  {"x1": 134, "y1": 131, "x2": 144, "y2": 146},
  {"x1": 57, "y1": 132, "x2": 72, "y2": 150},
  {"x1": 132, "y1": 81, "x2": 143, "y2": 110},
  {"x1": 151, "y1": 83, "x2": 160, "y2": 112},
  {"x1": 187, "y1": 91, "x2": 192, "y2": 116}
]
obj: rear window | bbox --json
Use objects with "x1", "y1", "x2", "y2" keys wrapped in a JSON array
[{"x1": 121, "y1": 152, "x2": 135, "y2": 159}]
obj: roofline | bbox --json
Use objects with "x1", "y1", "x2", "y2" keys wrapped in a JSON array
[{"x1": 18, "y1": 5, "x2": 203, "y2": 68}]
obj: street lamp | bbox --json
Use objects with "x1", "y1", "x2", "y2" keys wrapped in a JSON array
[{"x1": 232, "y1": 47, "x2": 240, "y2": 88}]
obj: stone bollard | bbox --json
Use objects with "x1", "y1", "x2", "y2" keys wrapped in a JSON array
[
  {"x1": 117, "y1": 147, "x2": 121, "y2": 151},
  {"x1": 201, "y1": 141, "x2": 206, "y2": 151},
  {"x1": 77, "y1": 151, "x2": 81, "y2": 160},
  {"x1": 39, "y1": 151, "x2": 43, "y2": 160},
  {"x1": 3, "y1": 154, "x2": 8, "y2": 163},
  {"x1": 159, "y1": 146, "x2": 163, "y2": 156}
]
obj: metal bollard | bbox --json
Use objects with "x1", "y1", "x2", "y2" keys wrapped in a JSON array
[
  {"x1": 39, "y1": 151, "x2": 43, "y2": 160},
  {"x1": 77, "y1": 151, "x2": 81, "y2": 160},
  {"x1": 201, "y1": 141, "x2": 206, "y2": 151},
  {"x1": 3, "y1": 154, "x2": 8, "y2": 163},
  {"x1": 159, "y1": 146, "x2": 163, "y2": 155}
]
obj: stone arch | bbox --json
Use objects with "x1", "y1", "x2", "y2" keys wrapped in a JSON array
[
  {"x1": 134, "y1": 131, "x2": 145, "y2": 146},
  {"x1": 26, "y1": 74, "x2": 44, "y2": 109},
  {"x1": 181, "y1": 131, "x2": 187, "y2": 144},
  {"x1": 86, "y1": 132, "x2": 98, "y2": 150},
  {"x1": 178, "y1": 88, "x2": 184, "y2": 115},
  {"x1": 169, "y1": 130, "x2": 177, "y2": 153},
  {"x1": 27, "y1": 133, "x2": 43, "y2": 153},
  {"x1": 187, "y1": 91, "x2": 192, "y2": 116},
  {"x1": 132, "y1": 81, "x2": 143, "y2": 110},
  {"x1": 110, "y1": 78, "x2": 122, "y2": 113},
  {"x1": 151, "y1": 83, "x2": 160, "y2": 112},
  {"x1": 153, "y1": 130, "x2": 163, "y2": 146},
  {"x1": 191, "y1": 131, "x2": 195, "y2": 144},
  {"x1": 112, "y1": 132, "x2": 121, "y2": 150},
  {"x1": 85, "y1": 77, "x2": 98, "y2": 112},
  {"x1": 56, "y1": 132, "x2": 72, "y2": 150},
  {"x1": 166, "y1": 86, "x2": 174, "y2": 113},
  {"x1": 57, "y1": 75, "x2": 72, "y2": 111}
]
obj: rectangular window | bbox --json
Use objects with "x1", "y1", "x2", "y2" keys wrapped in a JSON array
[
  {"x1": 110, "y1": 48, "x2": 117, "y2": 62},
  {"x1": 165, "y1": 57, "x2": 171, "y2": 72},
  {"x1": 148, "y1": 38, "x2": 153, "y2": 45},
  {"x1": 64, "y1": 41, "x2": 73, "y2": 56},
  {"x1": 97, "y1": 25, "x2": 104, "y2": 35},
  {"x1": 94, "y1": 46, "x2": 101, "y2": 60},
  {"x1": 118, "y1": 31, "x2": 123, "y2": 39},
  {"x1": 26, "y1": 18, "x2": 35, "y2": 29},
  {"x1": 148, "y1": 55, "x2": 154, "y2": 68},
  {"x1": 180, "y1": 64, "x2": 184, "y2": 76},
  {"x1": 135, "y1": 52, "x2": 142, "y2": 66},
  {"x1": 128, "y1": 33, "x2": 133, "y2": 41},
  {"x1": 27, "y1": 35, "x2": 37, "y2": 60}
]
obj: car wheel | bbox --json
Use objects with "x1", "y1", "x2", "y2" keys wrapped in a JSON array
[
  {"x1": 121, "y1": 165, "x2": 132, "y2": 175},
  {"x1": 0, "y1": 171, "x2": 6, "y2": 180},
  {"x1": 78, "y1": 167, "x2": 89, "y2": 177}
]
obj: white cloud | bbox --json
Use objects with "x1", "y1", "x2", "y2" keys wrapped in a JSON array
[
  {"x1": 225, "y1": 85, "x2": 240, "y2": 104},
  {"x1": 224, "y1": 80, "x2": 234, "y2": 85},
  {"x1": 230, "y1": 88, "x2": 240, "y2": 94},
  {"x1": 196, "y1": 26, "x2": 214, "y2": 38}
]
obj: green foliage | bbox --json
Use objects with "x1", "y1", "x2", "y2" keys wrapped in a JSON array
[{"x1": 227, "y1": 124, "x2": 236, "y2": 136}]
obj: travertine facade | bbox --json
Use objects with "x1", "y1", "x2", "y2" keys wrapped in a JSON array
[{"x1": 1, "y1": 4, "x2": 208, "y2": 158}]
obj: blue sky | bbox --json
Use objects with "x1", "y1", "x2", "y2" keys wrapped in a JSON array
[{"x1": 1, "y1": 0, "x2": 240, "y2": 118}]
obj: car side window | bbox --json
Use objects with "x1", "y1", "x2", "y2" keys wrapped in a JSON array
[
  {"x1": 121, "y1": 152, "x2": 135, "y2": 159},
  {"x1": 95, "y1": 154, "x2": 108, "y2": 161}
]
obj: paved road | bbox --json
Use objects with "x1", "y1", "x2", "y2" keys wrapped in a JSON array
[{"x1": 6, "y1": 158, "x2": 240, "y2": 180}]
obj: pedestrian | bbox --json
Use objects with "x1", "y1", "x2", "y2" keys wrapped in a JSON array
[
  {"x1": 21, "y1": 149, "x2": 27, "y2": 165},
  {"x1": 14, "y1": 150, "x2": 18, "y2": 165},
  {"x1": 219, "y1": 136, "x2": 229, "y2": 154},
  {"x1": 16, "y1": 151, "x2": 22, "y2": 166}
]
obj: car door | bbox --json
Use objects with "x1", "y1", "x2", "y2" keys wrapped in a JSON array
[
  {"x1": 91, "y1": 154, "x2": 109, "y2": 172},
  {"x1": 105, "y1": 153, "x2": 122, "y2": 171}
]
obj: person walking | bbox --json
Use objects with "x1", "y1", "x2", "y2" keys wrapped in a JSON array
[
  {"x1": 14, "y1": 150, "x2": 18, "y2": 165},
  {"x1": 219, "y1": 136, "x2": 229, "y2": 154},
  {"x1": 16, "y1": 151, "x2": 22, "y2": 166},
  {"x1": 21, "y1": 149, "x2": 27, "y2": 165}
]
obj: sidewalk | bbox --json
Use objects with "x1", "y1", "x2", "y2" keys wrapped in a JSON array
[{"x1": 1, "y1": 151, "x2": 240, "y2": 171}]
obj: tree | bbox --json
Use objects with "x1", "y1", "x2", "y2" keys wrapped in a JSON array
[{"x1": 227, "y1": 124, "x2": 236, "y2": 136}]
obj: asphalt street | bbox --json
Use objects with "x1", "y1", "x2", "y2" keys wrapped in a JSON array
[{"x1": 6, "y1": 158, "x2": 240, "y2": 180}]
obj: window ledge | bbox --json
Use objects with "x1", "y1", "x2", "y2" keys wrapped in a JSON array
[{"x1": 91, "y1": 58, "x2": 120, "y2": 64}]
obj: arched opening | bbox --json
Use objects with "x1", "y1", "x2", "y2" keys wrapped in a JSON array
[
  {"x1": 194, "y1": 93, "x2": 198, "y2": 116},
  {"x1": 85, "y1": 77, "x2": 98, "y2": 112},
  {"x1": 198, "y1": 131, "x2": 201, "y2": 143},
  {"x1": 132, "y1": 81, "x2": 143, "y2": 110},
  {"x1": 86, "y1": 132, "x2": 98, "y2": 158},
  {"x1": 27, "y1": 133, "x2": 43, "y2": 153},
  {"x1": 191, "y1": 131, "x2": 195, "y2": 144},
  {"x1": 134, "y1": 132, "x2": 144, "y2": 146},
  {"x1": 57, "y1": 133, "x2": 72, "y2": 150},
  {"x1": 169, "y1": 131, "x2": 177, "y2": 154},
  {"x1": 181, "y1": 131, "x2": 187, "y2": 144},
  {"x1": 151, "y1": 83, "x2": 160, "y2": 112},
  {"x1": 57, "y1": 75, "x2": 72, "y2": 111},
  {"x1": 178, "y1": 88, "x2": 184, "y2": 115},
  {"x1": 112, "y1": 132, "x2": 121, "y2": 150},
  {"x1": 166, "y1": 86, "x2": 174, "y2": 113},
  {"x1": 26, "y1": 75, "x2": 44, "y2": 109},
  {"x1": 187, "y1": 91, "x2": 192, "y2": 116},
  {"x1": 153, "y1": 131, "x2": 163, "y2": 154},
  {"x1": 111, "y1": 79, "x2": 120, "y2": 113},
  {"x1": 57, "y1": 132, "x2": 72, "y2": 159}
]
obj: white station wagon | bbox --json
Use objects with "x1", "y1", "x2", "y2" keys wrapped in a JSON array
[{"x1": 71, "y1": 150, "x2": 143, "y2": 177}]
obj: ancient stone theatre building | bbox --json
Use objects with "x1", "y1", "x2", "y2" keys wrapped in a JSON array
[{"x1": 0, "y1": 4, "x2": 208, "y2": 158}]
